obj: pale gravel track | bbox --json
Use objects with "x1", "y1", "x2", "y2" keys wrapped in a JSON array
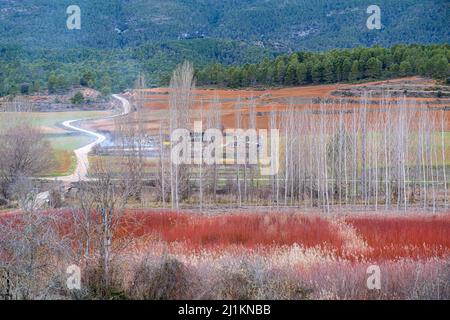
[
  {"x1": 32, "y1": 94, "x2": 131, "y2": 208},
  {"x1": 57, "y1": 94, "x2": 131, "y2": 183}
]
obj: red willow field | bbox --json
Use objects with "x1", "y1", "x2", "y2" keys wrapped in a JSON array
[
  {"x1": 114, "y1": 210, "x2": 450, "y2": 261},
  {"x1": 1, "y1": 209, "x2": 449, "y2": 299},
  {"x1": 2, "y1": 210, "x2": 449, "y2": 262},
  {"x1": 347, "y1": 215, "x2": 450, "y2": 260},
  {"x1": 118, "y1": 212, "x2": 344, "y2": 250}
]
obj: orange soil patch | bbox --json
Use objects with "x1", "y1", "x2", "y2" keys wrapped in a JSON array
[{"x1": 90, "y1": 77, "x2": 449, "y2": 133}]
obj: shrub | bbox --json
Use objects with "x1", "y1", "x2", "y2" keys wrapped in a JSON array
[
  {"x1": 210, "y1": 261, "x2": 311, "y2": 300},
  {"x1": 70, "y1": 91, "x2": 84, "y2": 104},
  {"x1": 49, "y1": 189, "x2": 63, "y2": 208},
  {"x1": 81, "y1": 261, "x2": 128, "y2": 300},
  {"x1": 214, "y1": 268, "x2": 256, "y2": 300},
  {"x1": 129, "y1": 256, "x2": 192, "y2": 300}
]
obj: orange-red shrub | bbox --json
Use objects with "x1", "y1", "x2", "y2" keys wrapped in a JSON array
[
  {"x1": 117, "y1": 211, "x2": 344, "y2": 251},
  {"x1": 2, "y1": 209, "x2": 449, "y2": 261},
  {"x1": 346, "y1": 215, "x2": 450, "y2": 260}
]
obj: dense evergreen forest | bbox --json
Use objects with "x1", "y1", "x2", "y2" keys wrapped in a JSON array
[
  {"x1": 195, "y1": 44, "x2": 450, "y2": 88},
  {"x1": 1, "y1": 44, "x2": 448, "y2": 97},
  {"x1": 0, "y1": 39, "x2": 274, "y2": 96},
  {"x1": 0, "y1": 0, "x2": 448, "y2": 51}
]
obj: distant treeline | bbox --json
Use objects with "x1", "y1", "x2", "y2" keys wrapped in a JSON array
[
  {"x1": 0, "y1": 39, "x2": 274, "y2": 97},
  {"x1": 1, "y1": 43, "x2": 448, "y2": 97},
  {"x1": 195, "y1": 44, "x2": 450, "y2": 88}
]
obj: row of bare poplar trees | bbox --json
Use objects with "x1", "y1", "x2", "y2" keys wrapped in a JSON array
[
  {"x1": 277, "y1": 97, "x2": 448, "y2": 212},
  {"x1": 132, "y1": 62, "x2": 449, "y2": 212}
]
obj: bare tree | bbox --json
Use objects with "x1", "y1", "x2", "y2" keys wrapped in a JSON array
[
  {"x1": 441, "y1": 110, "x2": 448, "y2": 208},
  {"x1": 269, "y1": 107, "x2": 278, "y2": 207},
  {"x1": 0, "y1": 177, "x2": 69, "y2": 299},
  {"x1": 156, "y1": 120, "x2": 169, "y2": 207},
  {"x1": 115, "y1": 74, "x2": 148, "y2": 203},
  {"x1": 0, "y1": 123, "x2": 52, "y2": 201},
  {"x1": 169, "y1": 61, "x2": 196, "y2": 209},
  {"x1": 235, "y1": 98, "x2": 243, "y2": 207},
  {"x1": 205, "y1": 93, "x2": 222, "y2": 204},
  {"x1": 71, "y1": 159, "x2": 131, "y2": 289}
]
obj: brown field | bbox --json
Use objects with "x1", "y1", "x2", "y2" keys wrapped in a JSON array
[{"x1": 88, "y1": 77, "x2": 450, "y2": 134}]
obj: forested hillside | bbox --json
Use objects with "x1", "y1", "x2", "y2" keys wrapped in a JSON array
[
  {"x1": 0, "y1": 1, "x2": 448, "y2": 95},
  {"x1": 0, "y1": 39, "x2": 274, "y2": 96},
  {"x1": 0, "y1": 0, "x2": 448, "y2": 50}
]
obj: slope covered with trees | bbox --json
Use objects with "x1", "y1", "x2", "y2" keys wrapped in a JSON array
[
  {"x1": 0, "y1": 0, "x2": 448, "y2": 51},
  {"x1": 0, "y1": 39, "x2": 274, "y2": 96},
  {"x1": 1, "y1": 44, "x2": 448, "y2": 97},
  {"x1": 0, "y1": 1, "x2": 448, "y2": 95}
]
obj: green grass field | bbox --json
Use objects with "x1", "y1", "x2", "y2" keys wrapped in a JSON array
[
  {"x1": 40, "y1": 135, "x2": 96, "y2": 176},
  {"x1": 0, "y1": 111, "x2": 110, "y2": 130},
  {"x1": 1, "y1": 110, "x2": 112, "y2": 176},
  {"x1": 48, "y1": 134, "x2": 95, "y2": 151}
]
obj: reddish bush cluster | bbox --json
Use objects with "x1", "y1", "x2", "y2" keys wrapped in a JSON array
[
  {"x1": 346, "y1": 215, "x2": 450, "y2": 260},
  {"x1": 2, "y1": 209, "x2": 449, "y2": 262},
  {"x1": 118, "y1": 211, "x2": 344, "y2": 250}
]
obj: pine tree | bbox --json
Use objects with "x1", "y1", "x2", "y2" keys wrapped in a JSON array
[
  {"x1": 349, "y1": 60, "x2": 360, "y2": 82},
  {"x1": 366, "y1": 57, "x2": 382, "y2": 79},
  {"x1": 296, "y1": 63, "x2": 308, "y2": 84}
]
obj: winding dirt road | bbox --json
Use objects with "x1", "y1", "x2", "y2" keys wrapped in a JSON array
[
  {"x1": 57, "y1": 94, "x2": 131, "y2": 183},
  {"x1": 20, "y1": 95, "x2": 132, "y2": 210}
]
